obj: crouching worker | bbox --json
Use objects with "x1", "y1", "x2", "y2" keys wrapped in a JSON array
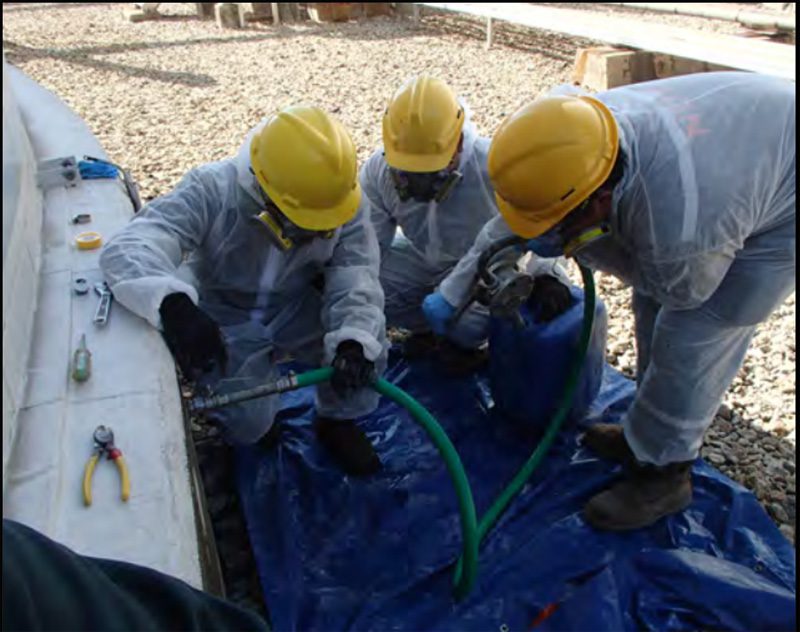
[
  {"x1": 100, "y1": 106, "x2": 387, "y2": 476},
  {"x1": 361, "y1": 75, "x2": 572, "y2": 373}
]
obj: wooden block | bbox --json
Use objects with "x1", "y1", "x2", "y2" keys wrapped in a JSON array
[
  {"x1": 572, "y1": 46, "x2": 617, "y2": 85},
  {"x1": 652, "y1": 54, "x2": 731, "y2": 79},
  {"x1": 275, "y1": 3, "x2": 303, "y2": 22},
  {"x1": 215, "y1": 3, "x2": 244, "y2": 28},
  {"x1": 239, "y1": 2, "x2": 273, "y2": 22},
  {"x1": 307, "y1": 3, "x2": 352, "y2": 23},
  {"x1": 392, "y1": 3, "x2": 417, "y2": 17},
  {"x1": 124, "y1": 8, "x2": 158, "y2": 22},
  {"x1": 364, "y1": 3, "x2": 392, "y2": 17},
  {"x1": 573, "y1": 47, "x2": 655, "y2": 90},
  {"x1": 195, "y1": 3, "x2": 215, "y2": 19}
]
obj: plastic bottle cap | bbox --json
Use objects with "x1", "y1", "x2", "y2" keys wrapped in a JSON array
[{"x1": 75, "y1": 231, "x2": 102, "y2": 250}]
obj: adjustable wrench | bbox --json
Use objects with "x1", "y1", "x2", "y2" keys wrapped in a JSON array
[{"x1": 93, "y1": 282, "x2": 113, "y2": 326}]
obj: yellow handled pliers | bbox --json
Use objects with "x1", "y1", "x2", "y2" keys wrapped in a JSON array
[{"x1": 82, "y1": 425, "x2": 130, "y2": 506}]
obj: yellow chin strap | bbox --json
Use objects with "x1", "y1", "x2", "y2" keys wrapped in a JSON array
[
  {"x1": 254, "y1": 211, "x2": 294, "y2": 251},
  {"x1": 564, "y1": 224, "x2": 610, "y2": 258}
]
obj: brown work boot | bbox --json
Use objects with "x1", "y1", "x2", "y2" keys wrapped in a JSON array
[
  {"x1": 583, "y1": 423, "x2": 635, "y2": 463},
  {"x1": 584, "y1": 461, "x2": 693, "y2": 531},
  {"x1": 257, "y1": 421, "x2": 282, "y2": 451},
  {"x1": 401, "y1": 331, "x2": 439, "y2": 359},
  {"x1": 313, "y1": 417, "x2": 381, "y2": 477},
  {"x1": 439, "y1": 340, "x2": 488, "y2": 377}
]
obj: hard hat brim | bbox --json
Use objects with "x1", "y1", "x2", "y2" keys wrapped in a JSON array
[
  {"x1": 260, "y1": 178, "x2": 362, "y2": 232},
  {"x1": 383, "y1": 134, "x2": 460, "y2": 173},
  {"x1": 496, "y1": 192, "x2": 566, "y2": 240}
]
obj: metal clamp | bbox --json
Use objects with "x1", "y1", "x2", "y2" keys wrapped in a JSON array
[
  {"x1": 451, "y1": 240, "x2": 532, "y2": 328},
  {"x1": 93, "y1": 282, "x2": 113, "y2": 326}
]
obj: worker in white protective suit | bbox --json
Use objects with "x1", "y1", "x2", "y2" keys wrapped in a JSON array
[
  {"x1": 361, "y1": 76, "x2": 572, "y2": 372},
  {"x1": 100, "y1": 106, "x2": 387, "y2": 476},
  {"x1": 424, "y1": 72, "x2": 795, "y2": 530}
]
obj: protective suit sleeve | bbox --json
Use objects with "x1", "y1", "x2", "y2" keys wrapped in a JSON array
[
  {"x1": 437, "y1": 215, "x2": 568, "y2": 308},
  {"x1": 359, "y1": 152, "x2": 397, "y2": 257},
  {"x1": 321, "y1": 199, "x2": 386, "y2": 364},
  {"x1": 99, "y1": 166, "x2": 219, "y2": 328},
  {"x1": 437, "y1": 215, "x2": 516, "y2": 307}
]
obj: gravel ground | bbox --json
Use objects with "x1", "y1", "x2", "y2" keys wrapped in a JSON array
[{"x1": 3, "y1": 3, "x2": 794, "y2": 545}]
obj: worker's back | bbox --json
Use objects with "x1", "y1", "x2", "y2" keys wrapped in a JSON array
[{"x1": 588, "y1": 71, "x2": 795, "y2": 312}]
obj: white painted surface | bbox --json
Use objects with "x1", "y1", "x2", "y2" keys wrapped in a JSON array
[
  {"x1": 2, "y1": 54, "x2": 42, "y2": 492},
  {"x1": 418, "y1": 3, "x2": 796, "y2": 80},
  {"x1": 2, "y1": 60, "x2": 202, "y2": 588}
]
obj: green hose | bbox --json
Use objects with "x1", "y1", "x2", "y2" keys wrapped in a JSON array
[
  {"x1": 452, "y1": 264, "x2": 596, "y2": 586},
  {"x1": 196, "y1": 265, "x2": 596, "y2": 601},
  {"x1": 293, "y1": 368, "x2": 480, "y2": 599},
  {"x1": 372, "y1": 378, "x2": 479, "y2": 600}
]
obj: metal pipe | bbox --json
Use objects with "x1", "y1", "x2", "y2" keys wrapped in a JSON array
[
  {"x1": 190, "y1": 374, "x2": 302, "y2": 412},
  {"x1": 598, "y1": 3, "x2": 795, "y2": 32}
]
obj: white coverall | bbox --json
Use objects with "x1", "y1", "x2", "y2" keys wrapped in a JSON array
[
  {"x1": 361, "y1": 117, "x2": 564, "y2": 348},
  {"x1": 439, "y1": 71, "x2": 796, "y2": 465},
  {"x1": 100, "y1": 121, "x2": 387, "y2": 445}
]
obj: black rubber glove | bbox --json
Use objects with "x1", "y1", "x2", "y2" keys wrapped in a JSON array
[
  {"x1": 528, "y1": 275, "x2": 573, "y2": 322},
  {"x1": 159, "y1": 293, "x2": 227, "y2": 378},
  {"x1": 330, "y1": 340, "x2": 375, "y2": 398}
]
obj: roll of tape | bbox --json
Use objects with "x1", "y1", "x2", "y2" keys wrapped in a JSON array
[{"x1": 75, "y1": 231, "x2": 102, "y2": 250}]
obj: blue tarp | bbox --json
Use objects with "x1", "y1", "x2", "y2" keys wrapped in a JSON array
[{"x1": 236, "y1": 350, "x2": 796, "y2": 631}]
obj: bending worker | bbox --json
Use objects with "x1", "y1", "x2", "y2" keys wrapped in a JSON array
[
  {"x1": 425, "y1": 72, "x2": 795, "y2": 530},
  {"x1": 360, "y1": 76, "x2": 572, "y2": 371},
  {"x1": 100, "y1": 106, "x2": 386, "y2": 476}
]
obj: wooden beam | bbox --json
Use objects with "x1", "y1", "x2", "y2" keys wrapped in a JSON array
[{"x1": 417, "y1": 3, "x2": 795, "y2": 80}]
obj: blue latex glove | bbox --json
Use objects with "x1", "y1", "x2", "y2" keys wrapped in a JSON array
[{"x1": 422, "y1": 292, "x2": 456, "y2": 336}]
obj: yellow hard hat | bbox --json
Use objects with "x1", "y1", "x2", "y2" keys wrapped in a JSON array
[
  {"x1": 250, "y1": 105, "x2": 361, "y2": 231},
  {"x1": 382, "y1": 76, "x2": 465, "y2": 173},
  {"x1": 488, "y1": 95, "x2": 619, "y2": 239}
]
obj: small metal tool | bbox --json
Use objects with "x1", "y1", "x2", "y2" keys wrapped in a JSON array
[
  {"x1": 36, "y1": 156, "x2": 81, "y2": 190},
  {"x1": 93, "y1": 282, "x2": 113, "y2": 326},
  {"x1": 73, "y1": 278, "x2": 89, "y2": 295},
  {"x1": 71, "y1": 213, "x2": 92, "y2": 225},
  {"x1": 82, "y1": 425, "x2": 130, "y2": 506}
]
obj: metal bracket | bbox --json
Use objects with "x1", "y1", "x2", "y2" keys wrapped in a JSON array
[{"x1": 36, "y1": 156, "x2": 82, "y2": 190}]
